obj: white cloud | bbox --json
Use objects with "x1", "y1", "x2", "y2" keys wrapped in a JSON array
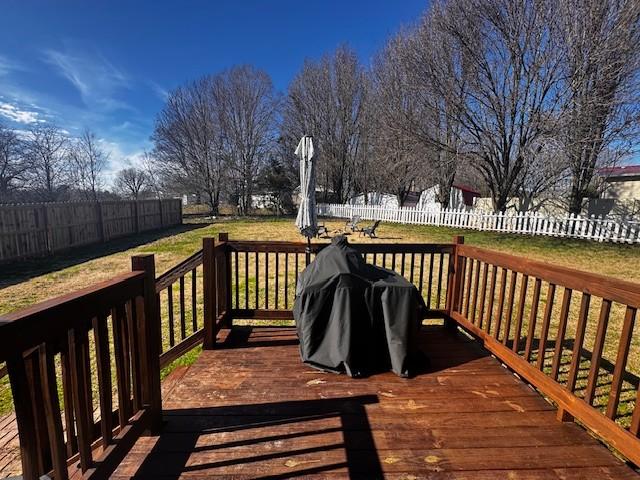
[
  {"x1": 147, "y1": 80, "x2": 169, "y2": 101},
  {"x1": 43, "y1": 48, "x2": 133, "y2": 112},
  {"x1": 0, "y1": 55, "x2": 26, "y2": 77},
  {"x1": 99, "y1": 137, "x2": 151, "y2": 186},
  {"x1": 0, "y1": 101, "x2": 44, "y2": 124}
]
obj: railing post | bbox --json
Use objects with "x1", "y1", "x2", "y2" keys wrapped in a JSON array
[
  {"x1": 131, "y1": 254, "x2": 163, "y2": 433},
  {"x1": 445, "y1": 236, "x2": 465, "y2": 329},
  {"x1": 203, "y1": 237, "x2": 217, "y2": 349},
  {"x1": 217, "y1": 232, "x2": 232, "y2": 328}
]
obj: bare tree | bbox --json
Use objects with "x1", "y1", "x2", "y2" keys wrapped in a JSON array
[
  {"x1": 428, "y1": 0, "x2": 563, "y2": 212},
  {"x1": 514, "y1": 137, "x2": 570, "y2": 212},
  {"x1": 69, "y1": 128, "x2": 108, "y2": 201},
  {"x1": 152, "y1": 76, "x2": 225, "y2": 215},
  {"x1": 406, "y1": 6, "x2": 470, "y2": 209},
  {"x1": 283, "y1": 46, "x2": 368, "y2": 203},
  {"x1": 114, "y1": 167, "x2": 149, "y2": 200},
  {"x1": 24, "y1": 125, "x2": 70, "y2": 202},
  {"x1": 214, "y1": 65, "x2": 278, "y2": 215},
  {"x1": 140, "y1": 151, "x2": 163, "y2": 199},
  {"x1": 557, "y1": 0, "x2": 640, "y2": 214},
  {"x1": 370, "y1": 36, "x2": 426, "y2": 206},
  {"x1": 0, "y1": 123, "x2": 27, "y2": 203}
]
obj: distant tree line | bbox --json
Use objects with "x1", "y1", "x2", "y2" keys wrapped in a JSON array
[
  {"x1": 149, "y1": 0, "x2": 639, "y2": 214},
  {"x1": 0, "y1": 123, "x2": 165, "y2": 203},
  {"x1": 2, "y1": 0, "x2": 638, "y2": 214}
]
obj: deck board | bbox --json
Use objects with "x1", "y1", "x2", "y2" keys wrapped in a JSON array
[{"x1": 115, "y1": 325, "x2": 639, "y2": 479}]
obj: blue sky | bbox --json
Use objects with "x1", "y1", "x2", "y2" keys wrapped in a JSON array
[{"x1": 0, "y1": 1, "x2": 427, "y2": 182}]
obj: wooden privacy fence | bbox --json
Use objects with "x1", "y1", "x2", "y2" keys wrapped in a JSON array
[
  {"x1": 318, "y1": 203, "x2": 640, "y2": 244},
  {"x1": 1, "y1": 233, "x2": 640, "y2": 478},
  {"x1": 0, "y1": 198, "x2": 182, "y2": 262}
]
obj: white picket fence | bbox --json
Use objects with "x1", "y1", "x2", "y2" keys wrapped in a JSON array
[{"x1": 317, "y1": 203, "x2": 640, "y2": 244}]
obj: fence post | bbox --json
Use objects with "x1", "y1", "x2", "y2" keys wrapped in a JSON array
[
  {"x1": 131, "y1": 254, "x2": 163, "y2": 433},
  {"x1": 217, "y1": 233, "x2": 232, "y2": 328},
  {"x1": 95, "y1": 201, "x2": 105, "y2": 242},
  {"x1": 203, "y1": 237, "x2": 217, "y2": 349},
  {"x1": 445, "y1": 235, "x2": 465, "y2": 330}
]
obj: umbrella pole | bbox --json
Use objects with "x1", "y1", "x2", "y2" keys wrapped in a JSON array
[{"x1": 305, "y1": 236, "x2": 311, "y2": 266}]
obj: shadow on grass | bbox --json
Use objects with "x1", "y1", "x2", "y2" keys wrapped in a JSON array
[{"x1": 0, "y1": 222, "x2": 211, "y2": 289}]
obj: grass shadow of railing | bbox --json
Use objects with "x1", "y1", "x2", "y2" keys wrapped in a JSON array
[
  {"x1": 507, "y1": 336, "x2": 638, "y2": 424},
  {"x1": 131, "y1": 396, "x2": 381, "y2": 479}
]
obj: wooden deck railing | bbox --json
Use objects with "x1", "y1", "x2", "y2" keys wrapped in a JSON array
[
  {"x1": 0, "y1": 254, "x2": 161, "y2": 479},
  {"x1": 1, "y1": 232, "x2": 639, "y2": 478},
  {"x1": 448, "y1": 240, "x2": 640, "y2": 466}
]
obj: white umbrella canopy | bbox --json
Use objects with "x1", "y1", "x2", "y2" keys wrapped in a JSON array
[{"x1": 295, "y1": 135, "x2": 317, "y2": 240}]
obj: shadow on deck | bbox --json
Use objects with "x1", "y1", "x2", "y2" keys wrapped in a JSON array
[{"x1": 114, "y1": 325, "x2": 639, "y2": 479}]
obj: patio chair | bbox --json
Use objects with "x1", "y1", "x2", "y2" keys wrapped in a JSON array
[
  {"x1": 316, "y1": 223, "x2": 330, "y2": 238},
  {"x1": 345, "y1": 215, "x2": 361, "y2": 232},
  {"x1": 361, "y1": 220, "x2": 381, "y2": 238}
]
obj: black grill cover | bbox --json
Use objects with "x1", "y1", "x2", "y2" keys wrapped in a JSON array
[{"x1": 293, "y1": 236, "x2": 426, "y2": 377}]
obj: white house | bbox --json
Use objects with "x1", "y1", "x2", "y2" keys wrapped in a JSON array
[{"x1": 348, "y1": 184, "x2": 480, "y2": 210}]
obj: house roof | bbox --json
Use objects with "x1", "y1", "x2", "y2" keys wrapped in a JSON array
[
  {"x1": 598, "y1": 165, "x2": 640, "y2": 178},
  {"x1": 453, "y1": 183, "x2": 481, "y2": 195}
]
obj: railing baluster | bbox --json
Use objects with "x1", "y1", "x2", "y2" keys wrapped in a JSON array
[
  {"x1": 245, "y1": 251, "x2": 249, "y2": 310},
  {"x1": 6, "y1": 353, "x2": 40, "y2": 479},
  {"x1": 464, "y1": 258, "x2": 474, "y2": 317},
  {"x1": 255, "y1": 251, "x2": 259, "y2": 309},
  {"x1": 511, "y1": 274, "x2": 529, "y2": 352},
  {"x1": 265, "y1": 251, "x2": 269, "y2": 309},
  {"x1": 282, "y1": 252, "x2": 290, "y2": 309},
  {"x1": 68, "y1": 328, "x2": 93, "y2": 471},
  {"x1": 92, "y1": 313, "x2": 112, "y2": 445},
  {"x1": 551, "y1": 288, "x2": 573, "y2": 380},
  {"x1": 38, "y1": 344, "x2": 68, "y2": 480},
  {"x1": 524, "y1": 278, "x2": 542, "y2": 361},
  {"x1": 502, "y1": 271, "x2": 518, "y2": 345},
  {"x1": 410, "y1": 253, "x2": 415, "y2": 284},
  {"x1": 400, "y1": 252, "x2": 406, "y2": 277},
  {"x1": 24, "y1": 349, "x2": 52, "y2": 473},
  {"x1": 470, "y1": 260, "x2": 481, "y2": 323},
  {"x1": 485, "y1": 265, "x2": 497, "y2": 334},
  {"x1": 478, "y1": 262, "x2": 489, "y2": 328},
  {"x1": 536, "y1": 283, "x2": 556, "y2": 370},
  {"x1": 275, "y1": 251, "x2": 279, "y2": 309},
  {"x1": 179, "y1": 276, "x2": 186, "y2": 340},
  {"x1": 606, "y1": 306, "x2": 637, "y2": 419},
  {"x1": 60, "y1": 349, "x2": 77, "y2": 456},
  {"x1": 436, "y1": 252, "x2": 444, "y2": 308},
  {"x1": 294, "y1": 252, "x2": 300, "y2": 292},
  {"x1": 235, "y1": 250, "x2": 239, "y2": 309},
  {"x1": 494, "y1": 268, "x2": 507, "y2": 341},
  {"x1": 566, "y1": 293, "x2": 591, "y2": 392},
  {"x1": 584, "y1": 299, "x2": 611, "y2": 404},
  {"x1": 127, "y1": 298, "x2": 143, "y2": 411},
  {"x1": 428, "y1": 253, "x2": 435, "y2": 309},
  {"x1": 418, "y1": 253, "x2": 425, "y2": 297},
  {"x1": 112, "y1": 304, "x2": 131, "y2": 427},
  {"x1": 167, "y1": 285, "x2": 175, "y2": 347},
  {"x1": 192, "y1": 268, "x2": 197, "y2": 331}
]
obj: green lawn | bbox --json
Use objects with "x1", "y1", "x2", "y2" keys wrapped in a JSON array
[{"x1": 1, "y1": 216, "x2": 639, "y2": 418}]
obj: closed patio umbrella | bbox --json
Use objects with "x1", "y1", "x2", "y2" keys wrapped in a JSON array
[{"x1": 295, "y1": 135, "x2": 317, "y2": 248}]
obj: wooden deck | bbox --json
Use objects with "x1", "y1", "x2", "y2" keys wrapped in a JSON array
[{"x1": 113, "y1": 325, "x2": 639, "y2": 479}]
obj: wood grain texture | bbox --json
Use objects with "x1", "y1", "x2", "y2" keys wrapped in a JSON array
[{"x1": 112, "y1": 326, "x2": 635, "y2": 479}]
